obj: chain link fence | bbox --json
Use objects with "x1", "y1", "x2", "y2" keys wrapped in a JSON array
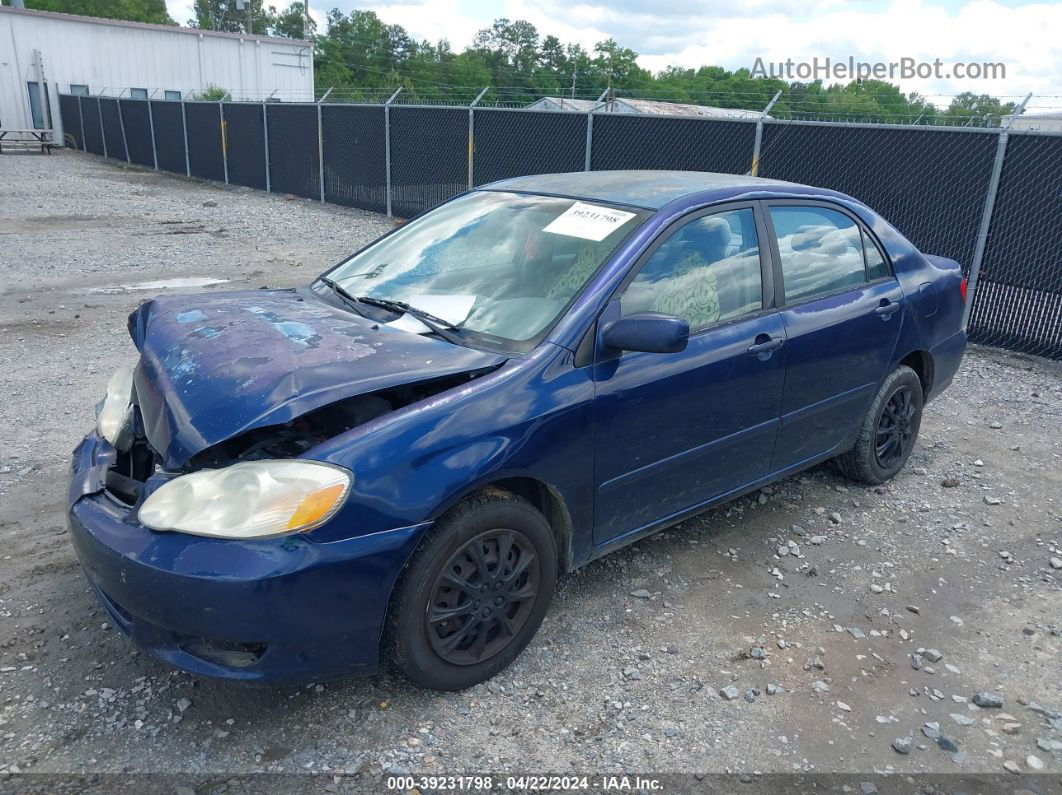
[
  {"x1": 757, "y1": 122, "x2": 1000, "y2": 270},
  {"x1": 222, "y1": 102, "x2": 267, "y2": 191},
  {"x1": 321, "y1": 104, "x2": 388, "y2": 214},
  {"x1": 970, "y1": 131, "x2": 1062, "y2": 357},
  {"x1": 57, "y1": 92, "x2": 1062, "y2": 360}
]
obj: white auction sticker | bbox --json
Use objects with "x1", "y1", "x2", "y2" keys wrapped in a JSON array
[{"x1": 543, "y1": 201, "x2": 636, "y2": 242}]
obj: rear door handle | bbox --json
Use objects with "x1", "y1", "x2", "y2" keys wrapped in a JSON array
[
  {"x1": 875, "y1": 300, "x2": 900, "y2": 318},
  {"x1": 747, "y1": 337, "x2": 784, "y2": 356}
]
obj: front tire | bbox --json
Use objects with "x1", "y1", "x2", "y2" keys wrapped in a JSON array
[
  {"x1": 836, "y1": 365, "x2": 924, "y2": 484},
  {"x1": 385, "y1": 488, "x2": 557, "y2": 691}
]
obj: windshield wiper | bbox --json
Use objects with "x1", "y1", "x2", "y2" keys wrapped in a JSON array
[
  {"x1": 354, "y1": 295, "x2": 466, "y2": 346},
  {"x1": 318, "y1": 277, "x2": 366, "y2": 314}
]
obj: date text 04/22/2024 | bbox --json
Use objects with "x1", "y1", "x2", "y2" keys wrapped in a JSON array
[{"x1": 384, "y1": 775, "x2": 663, "y2": 791}]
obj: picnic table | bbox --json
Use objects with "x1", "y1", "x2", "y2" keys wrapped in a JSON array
[{"x1": 0, "y1": 129, "x2": 54, "y2": 154}]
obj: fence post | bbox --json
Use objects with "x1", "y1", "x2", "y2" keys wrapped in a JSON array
[
  {"x1": 384, "y1": 87, "x2": 402, "y2": 218},
  {"x1": 181, "y1": 100, "x2": 191, "y2": 177},
  {"x1": 98, "y1": 96, "x2": 108, "y2": 159},
  {"x1": 78, "y1": 95, "x2": 86, "y2": 153},
  {"x1": 147, "y1": 100, "x2": 158, "y2": 169},
  {"x1": 584, "y1": 89, "x2": 609, "y2": 171},
  {"x1": 962, "y1": 93, "x2": 1031, "y2": 330},
  {"x1": 317, "y1": 102, "x2": 325, "y2": 202},
  {"x1": 750, "y1": 90, "x2": 781, "y2": 177},
  {"x1": 220, "y1": 100, "x2": 229, "y2": 184},
  {"x1": 262, "y1": 102, "x2": 271, "y2": 192},
  {"x1": 468, "y1": 86, "x2": 489, "y2": 189},
  {"x1": 117, "y1": 100, "x2": 131, "y2": 163},
  {"x1": 316, "y1": 87, "x2": 333, "y2": 203}
]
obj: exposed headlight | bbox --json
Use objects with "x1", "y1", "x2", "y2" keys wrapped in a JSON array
[
  {"x1": 96, "y1": 365, "x2": 135, "y2": 446},
  {"x1": 138, "y1": 460, "x2": 352, "y2": 539}
]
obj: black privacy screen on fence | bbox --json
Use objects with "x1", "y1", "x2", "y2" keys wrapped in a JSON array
[
  {"x1": 99, "y1": 98, "x2": 127, "y2": 162},
  {"x1": 968, "y1": 132, "x2": 1062, "y2": 358},
  {"x1": 267, "y1": 104, "x2": 320, "y2": 199},
  {"x1": 184, "y1": 102, "x2": 225, "y2": 182},
  {"x1": 223, "y1": 103, "x2": 267, "y2": 190},
  {"x1": 590, "y1": 114, "x2": 757, "y2": 175},
  {"x1": 59, "y1": 95, "x2": 82, "y2": 150},
  {"x1": 56, "y1": 91, "x2": 1062, "y2": 360},
  {"x1": 322, "y1": 105, "x2": 387, "y2": 213},
  {"x1": 119, "y1": 99, "x2": 154, "y2": 168},
  {"x1": 79, "y1": 97, "x2": 104, "y2": 156},
  {"x1": 473, "y1": 109, "x2": 586, "y2": 185},
  {"x1": 151, "y1": 101, "x2": 187, "y2": 175},
  {"x1": 389, "y1": 107, "x2": 467, "y2": 217},
  {"x1": 758, "y1": 123, "x2": 999, "y2": 270}
]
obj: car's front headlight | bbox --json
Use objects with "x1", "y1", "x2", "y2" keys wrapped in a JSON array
[
  {"x1": 138, "y1": 460, "x2": 352, "y2": 539},
  {"x1": 96, "y1": 364, "x2": 136, "y2": 447}
]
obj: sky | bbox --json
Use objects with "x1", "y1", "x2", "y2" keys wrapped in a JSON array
[{"x1": 165, "y1": 0, "x2": 1062, "y2": 107}]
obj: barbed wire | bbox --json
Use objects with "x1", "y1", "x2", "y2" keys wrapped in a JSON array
[{"x1": 81, "y1": 86, "x2": 1062, "y2": 126}]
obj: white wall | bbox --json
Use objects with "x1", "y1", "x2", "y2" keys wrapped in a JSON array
[{"x1": 0, "y1": 7, "x2": 313, "y2": 140}]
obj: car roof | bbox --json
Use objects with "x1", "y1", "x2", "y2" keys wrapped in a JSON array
[{"x1": 481, "y1": 170, "x2": 809, "y2": 210}]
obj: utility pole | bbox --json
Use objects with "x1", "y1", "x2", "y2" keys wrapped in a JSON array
[
  {"x1": 236, "y1": 0, "x2": 253, "y2": 35},
  {"x1": 303, "y1": 0, "x2": 310, "y2": 40},
  {"x1": 570, "y1": 67, "x2": 577, "y2": 100},
  {"x1": 32, "y1": 49, "x2": 49, "y2": 129}
]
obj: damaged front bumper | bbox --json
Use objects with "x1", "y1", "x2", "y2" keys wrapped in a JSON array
[{"x1": 67, "y1": 432, "x2": 430, "y2": 684}]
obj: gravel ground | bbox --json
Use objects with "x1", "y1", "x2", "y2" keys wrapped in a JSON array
[{"x1": 1, "y1": 152, "x2": 1061, "y2": 788}]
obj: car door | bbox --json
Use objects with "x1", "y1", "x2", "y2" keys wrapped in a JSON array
[
  {"x1": 764, "y1": 201, "x2": 904, "y2": 471},
  {"x1": 591, "y1": 204, "x2": 787, "y2": 545}
]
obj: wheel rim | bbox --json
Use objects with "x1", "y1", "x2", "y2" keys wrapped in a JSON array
[
  {"x1": 426, "y1": 529, "x2": 540, "y2": 666},
  {"x1": 875, "y1": 385, "x2": 917, "y2": 469}
]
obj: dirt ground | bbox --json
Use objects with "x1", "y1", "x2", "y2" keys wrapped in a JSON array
[{"x1": 0, "y1": 152, "x2": 1060, "y2": 790}]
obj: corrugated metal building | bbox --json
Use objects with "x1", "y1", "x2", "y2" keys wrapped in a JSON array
[
  {"x1": 526, "y1": 96, "x2": 767, "y2": 119},
  {"x1": 1006, "y1": 111, "x2": 1062, "y2": 132},
  {"x1": 0, "y1": 6, "x2": 313, "y2": 142}
]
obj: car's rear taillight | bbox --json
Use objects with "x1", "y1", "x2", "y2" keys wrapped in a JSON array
[{"x1": 960, "y1": 277, "x2": 968, "y2": 303}]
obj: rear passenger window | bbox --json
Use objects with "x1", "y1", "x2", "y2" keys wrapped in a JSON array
[
  {"x1": 770, "y1": 206, "x2": 866, "y2": 303},
  {"x1": 863, "y1": 230, "x2": 890, "y2": 281},
  {"x1": 622, "y1": 209, "x2": 762, "y2": 332}
]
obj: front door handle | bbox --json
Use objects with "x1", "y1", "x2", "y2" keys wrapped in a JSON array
[
  {"x1": 875, "y1": 299, "x2": 900, "y2": 318},
  {"x1": 747, "y1": 336, "x2": 784, "y2": 356}
]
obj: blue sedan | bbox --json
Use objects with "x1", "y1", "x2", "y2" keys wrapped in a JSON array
[{"x1": 68, "y1": 171, "x2": 967, "y2": 689}]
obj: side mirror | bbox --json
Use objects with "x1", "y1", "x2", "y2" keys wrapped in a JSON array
[{"x1": 602, "y1": 312, "x2": 689, "y2": 354}]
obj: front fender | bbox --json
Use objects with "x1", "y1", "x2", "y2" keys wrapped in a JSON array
[{"x1": 304, "y1": 343, "x2": 596, "y2": 546}]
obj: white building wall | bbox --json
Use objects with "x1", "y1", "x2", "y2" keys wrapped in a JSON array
[{"x1": 0, "y1": 7, "x2": 313, "y2": 141}]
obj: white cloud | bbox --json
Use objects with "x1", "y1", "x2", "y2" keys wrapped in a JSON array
[
  {"x1": 166, "y1": 0, "x2": 1062, "y2": 103},
  {"x1": 627, "y1": 0, "x2": 1062, "y2": 100}
]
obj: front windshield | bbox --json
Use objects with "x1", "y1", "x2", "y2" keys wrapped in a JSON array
[{"x1": 323, "y1": 190, "x2": 648, "y2": 348}]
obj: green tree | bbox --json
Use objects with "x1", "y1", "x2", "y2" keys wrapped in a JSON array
[
  {"x1": 272, "y1": 3, "x2": 313, "y2": 39},
  {"x1": 21, "y1": 0, "x2": 174, "y2": 24},
  {"x1": 190, "y1": 0, "x2": 274, "y2": 35},
  {"x1": 304, "y1": 11, "x2": 993, "y2": 126},
  {"x1": 188, "y1": 0, "x2": 310, "y2": 38},
  {"x1": 942, "y1": 92, "x2": 1016, "y2": 127}
]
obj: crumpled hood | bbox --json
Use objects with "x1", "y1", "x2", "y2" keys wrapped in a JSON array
[{"x1": 128, "y1": 288, "x2": 507, "y2": 469}]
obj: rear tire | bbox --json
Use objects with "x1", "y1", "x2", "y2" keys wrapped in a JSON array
[
  {"x1": 836, "y1": 365, "x2": 923, "y2": 484},
  {"x1": 384, "y1": 488, "x2": 557, "y2": 691}
]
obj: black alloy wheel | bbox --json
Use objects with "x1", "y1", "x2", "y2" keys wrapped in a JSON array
[
  {"x1": 875, "y1": 384, "x2": 918, "y2": 469},
  {"x1": 836, "y1": 364, "x2": 924, "y2": 484},
  {"x1": 426, "y1": 529, "x2": 540, "y2": 666},
  {"x1": 385, "y1": 489, "x2": 557, "y2": 691}
]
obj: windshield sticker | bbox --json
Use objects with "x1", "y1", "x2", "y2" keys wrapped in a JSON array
[{"x1": 543, "y1": 202, "x2": 637, "y2": 242}]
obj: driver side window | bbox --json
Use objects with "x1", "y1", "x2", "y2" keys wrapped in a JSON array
[{"x1": 621, "y1": 209, "x2": 762, "y2": 333}]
